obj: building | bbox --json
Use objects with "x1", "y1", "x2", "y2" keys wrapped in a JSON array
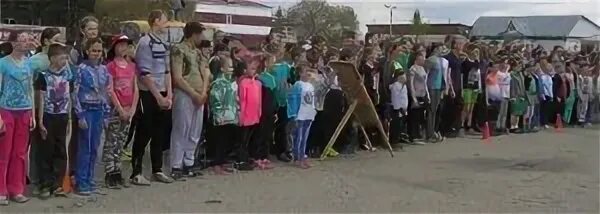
[
  {"x1": 470, "y1": 15, "x2": 600, "y2": 52},
  {"x1": 194, "y1": 0, "x2": 272, "y2": 46},
  {"x1": 366, "y1": 23, "x2": 471, "y2": 45}
]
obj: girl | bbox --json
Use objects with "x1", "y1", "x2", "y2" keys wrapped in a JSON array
[
  {"x1": 288, "y1": 65, "x2": 316, "y2": 169},
  {"x1": 486, "y1": 63, "x2": 503, "y2": 135},
  {"x1": 562, "y1": 62, "x2": 577, "y2": 124},
  {"x1": 256, "y1": 54, "x2": 277, "y2": 170},
  {"x1": 524, "y1": 64, "x2": 540, "y2": 132},
  {"x1": 73, "y1": 38, "x2": 111, "y2": 196},
  {"x1": 390, "y1": 67, "x2": 409, "y2": 145},
  {"x1": 103, "y1": 35, "x2": 138, "y2": 189},
  {"x1": 539, "y1": 58, "x2": 555, "y2": 128},
  {"x1": 236, "y1": 55, "x2": 262, "y2": 171},
  {"x1": 0, "y1": 32, "x2": 37, "y2": 205},
  {"x1": 496, "y1": 61, "x2": 511, "y2": 134},
  {"x1": 509, "y1": 61, "x2": 527, "y2": 133},
  {"x1": 210, "y1": 56, "x2": 238, "y2": 175},
  {"x1": 408, "y1": 53, "x2": 428, "y2": 144}
]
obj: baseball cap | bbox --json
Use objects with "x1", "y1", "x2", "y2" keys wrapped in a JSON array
[{"x1": 111, "y1": 34, "x2": 133, "y2": 48}]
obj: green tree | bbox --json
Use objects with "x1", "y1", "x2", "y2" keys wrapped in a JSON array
[
  {"x1": 410, "y1": 9, "x2": 429, "y2": 43},
  {"x1": 284, "y1": 0, "x2": 359, "y2": 47}
]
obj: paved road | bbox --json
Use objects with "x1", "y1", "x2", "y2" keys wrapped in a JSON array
[{"x1": 2, "y1": 127, "x2": 599, "y2": 213}]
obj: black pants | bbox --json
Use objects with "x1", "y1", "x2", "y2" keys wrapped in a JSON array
[
  {"x1": 322, "y1": 89, "x2": 346, "y2": 152},
  {"x1": 68, "y1": 110, "x2": 78, "y2": 175},
  {"x1": 212, "y1": 124, "x2": 238, "y2": 166},
  {"x1": 390, "y1": 109, "x2": 407, "y2": 144},
  {"x1": 254, "y1": 114, "x2": 274, "y2": 160},
  {"x1": 408, "y1": 97, "x2": 427, "y2": 141},
  {"x1": 38, "y1": 113, "x2": 68, "y2": 190},
  {"x1": 238, "y1": 124, "x2": 259, "y2": 163},
  {"x1": 273, "y1": 107, "x2": 289, "y2": 155},
  {"x1": 131, "y1": 91, "x2": 169, "y2": 177},
  {"x1": 540, "y1": 96, "x2": 554, "y2": 126},
  {"x1": 307, "y1": 111, "x2": 324, "y2": 153},
  {"x1": 440, "y1": 95, "x2": 463, "y2": 136}
]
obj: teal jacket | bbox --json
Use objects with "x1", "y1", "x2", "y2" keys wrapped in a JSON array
[{"x1": 209, "y1": 74, "x2": 239, "y2": 126}]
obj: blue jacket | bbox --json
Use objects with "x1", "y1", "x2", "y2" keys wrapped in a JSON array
[{"x1": 286, "y1": 82, "x2": 302, "y2": 120}]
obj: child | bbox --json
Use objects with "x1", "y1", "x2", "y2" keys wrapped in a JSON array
[
  {"x1": 486, "y1": 63, "x2": 503, "y2": 134},
  {"x1": 73, "y1": 38, "x2": 111, "y2": 196},
  {"x1": 523, "y1": 64, "x2": 540, "y2": 132},
  {"x1": 509, "y1": 61, "x2": 526, "y2": 133},
  {"x1": 256, "y1": 54, "x2": 277, "y2": 170},
  {"x1": 389, "y1": 67, "x2": 409, "y2": 144},
  {"x1": 210, "y1": 56, "x2": 238, "y2": 175},
  {"x1": 35, "y1": 44, "x2": 72, "y2": 199},
  {"x1": 460, "y1": 50, "x2": 481, "y2": 135},
  {"x1": 104, "y1": 35, "x2": 138, "y2": 189},
  {"x1": 496, "y1": 61, "x2": 511, "y2": 134},
  {"x1": 236, "y1": 55, "x2": 263, "y2": 171},
  {"x1": 578, "y1": 65, "x2": 593, "y2": 126},
  {"x1": 539, "y1": 59, "x2": 554, "y2": 128},
  {"x1": 287, "y1": 65, "x2": 316, "y2": 169}
]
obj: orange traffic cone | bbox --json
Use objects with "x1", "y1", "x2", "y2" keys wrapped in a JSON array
[
  {"x1": 555, "y1": 114, "x2": 563, "y2": 133},
  {"x1": 482, "y1": 122, "x2": 491, "y2": 144},
  {"x1": 61, "y1": 165, "x2": 72, "y2": 193}
]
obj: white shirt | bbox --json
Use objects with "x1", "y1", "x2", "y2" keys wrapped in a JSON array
[
  {"x1": 498, "y1": 71, "x2": 511, "y2": 98},
  {"x1": 296, "y1": 81, "x2": 317, "y2": 121},
  {"x1": 389, "y1": 82, "x2": 408, "y2": 110}
]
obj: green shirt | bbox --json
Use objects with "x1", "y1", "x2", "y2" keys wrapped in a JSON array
[
  {"x1": 209, "y1": 74, "x2": 239, "y2": 126},
  {"x1": 171, "y1": 43, "x2": 205, "y2": 93}
]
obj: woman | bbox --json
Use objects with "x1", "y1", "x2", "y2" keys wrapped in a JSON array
[
  {"x1": 562, "y1": 62, "x2": 577, "y2": 124},
  {"x1": 0, "y1": 32, "x2": 37, "y2": 205},
  {"x1": 70, "y1": 16, "x2": 100, "y2": 65},
  {"x1": 407, "y1": 53, "x2": 429, "y2": 143}
]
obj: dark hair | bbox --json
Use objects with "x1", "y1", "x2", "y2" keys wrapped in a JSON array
[
  {"x1": 340, "y1": 48, "x2": 354, "y2": 61},
  {"x1": 343, "y1": 30, "x2": 356, "y2": 40},
  {"x1": 37, "y1": 27, "x2": 61, "y2": 53},
  {"x1": 183, "y1": 22, "x2": 205, "y2": 39},
  {"x1": 0, "y1": 42, "x2": 13, "y2": 56},
  {"x1": 84, "y1": 38, "x2": 103, "y2": 51},
  {"x1": 199, "y1": 40, "x2": 212, "y2": 48},
  {"x1": 213, "y1": 43, "x2": 229, "y2": 54},
  {"x1": 8, "y1": 31, "x2": 24, "y2": 43},
  {"x1": 47, "y1": 43, "x2": 67, "y2": 58},
  {"x1": 148, "y1": 10, "x2": 165, "y2": 26}
]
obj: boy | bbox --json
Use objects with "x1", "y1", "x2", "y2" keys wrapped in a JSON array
[
  {"x1": 287, "y1": 65, "x2": 316, "y2": 169},
  {"x1": 209, "y1": 56, "x2": 238, "y2": 175},
  {"x1": 496, "y1": 61, "x2": 511, "y2": 134},
  {"x1": 35, "y1": 44, "x2": 72, "y2": 199},
  {"x1": 389, "y1": 64, "x2": 409, "y2": 145},
  {"x1": 509, "y1": 61, "x2": 527, "y2": 133},
  {"x1": 578, "y1": 65, "x2": 593, "y2": 126}
]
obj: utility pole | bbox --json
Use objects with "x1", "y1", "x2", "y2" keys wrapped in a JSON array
[{"x1": 384, "y1": 4, "x2": 396, "y2": 36}]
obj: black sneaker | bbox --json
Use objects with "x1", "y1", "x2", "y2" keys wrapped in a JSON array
[
  {"x1": 183, "y1": 166, "x2": 203, "y2": 177},
  {"x1": 38, "y1": 187, "x2": 51, "y2": 200},
  {"x1": 277, "y1": 153, "x2": 291, "y2": 162},
  {"x1": 234, "y1": 162, "x2": 254, "y2": 171},
  {"x1": 105, "y1": 173, "x2": 119, "y2": 189},
  {"x1": 170, "y1": 168, "x2": 186, "y2": 182},
  {"x1": 114, "y1": 172, "x2": 130, "y2": 188}
]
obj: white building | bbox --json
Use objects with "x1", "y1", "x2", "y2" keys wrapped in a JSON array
[{"x1": 470, "y1": 15, "x2": 600, "y2": 52}]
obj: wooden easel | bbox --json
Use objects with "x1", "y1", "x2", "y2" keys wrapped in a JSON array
[{"x1": 319, "y1": 100, "x2": 394, "y2": 160}]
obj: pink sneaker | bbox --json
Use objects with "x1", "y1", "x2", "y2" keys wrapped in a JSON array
[{"x1": 262, "y1": 159, "x2": 274, "y2": 169}]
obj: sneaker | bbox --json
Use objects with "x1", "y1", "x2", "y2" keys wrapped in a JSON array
[
  {"x1": 457, "y1": 129, "x2": 466, "y2": 137},
  {"x1": 234, "y1": 162, "x2": 254, "y2": 171},
  {"x1": 170, "y1": 168, "x2": 186, "y2": 182},
  {"x1": 153, "y1": 172, "x2": 174, "y2": 183},
  {"x1": 38, "y1": 188, "x2": 52, "y2": 200},
  {"x1": 0, "y1": 196, "x2": 8, "y2": 206},
  {"x1": 53, "y1": 187, "x2": 67, "y2": 197},
  {"x1": 75, "y1": 191, "x2": 91, "y2": 197},
  {"x1": 262, "y1": 159, "x2": 275, "y2": 169},
  {"x1": 183, "y1": 166, "x2": 203, "y2": 177},
  {"x1": 105, "y1": 173, "x2": 119, "y2": 189},
  {"x1": 114, "y1": 173, "x2": 130, "y2": 188},
  {"x1": 130, "y1": 175, "x2": 151, "y2": 186},
  {"x1": 276, "y1": 153, "x2": 292, "y2": 162},
  {"x1": 93, "y1": 188, "x2": 107, "y2": 196},
  {"x1": 10, "y1": 195, "x2": 30, "y2": 203},
  {"x1": 411, "y1": 140, "x2": 426, "y2": 145}
]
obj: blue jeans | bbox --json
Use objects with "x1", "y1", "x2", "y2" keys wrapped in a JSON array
[
  {"x1": 75, "y1": 109, "x2": 104, "y2": 192},
  {"x1": 293, "y1": 120, "x2": 312, "y2": 161}
]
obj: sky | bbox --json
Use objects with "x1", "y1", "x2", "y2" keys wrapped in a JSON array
[{"x1": 257, "y1": 0, "x2": 600, "y2": 34}]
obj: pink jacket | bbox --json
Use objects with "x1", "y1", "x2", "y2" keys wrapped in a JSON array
[{"x1": 238, "y1": 76, "x2": 262, "y2": 126}]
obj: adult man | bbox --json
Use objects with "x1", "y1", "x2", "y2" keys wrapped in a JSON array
[
  {"x1": 169, "y1": 22, "x2": 210, "y2": 180},
  {"x1": 443, "y1": 38, "x2": 465, "y2": 137},
  {"x1": 131, "y1": 10, "x2": 174, "y2": 185}
]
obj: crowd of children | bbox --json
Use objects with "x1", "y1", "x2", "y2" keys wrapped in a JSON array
[{"x1": 0, "y1": 10, "x2": 599, "y2": 205}]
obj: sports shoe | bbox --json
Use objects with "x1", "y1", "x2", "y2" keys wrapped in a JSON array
[
  {"x1": 10, "y1": 195, "x2": 30, "y2": 203},
  {"x1": 53, "y1": 187, "x2": 67, "y2": 197},
  {"x1": 93, "y1": 188, "x2": 108, "y2": 196},
  {"x1": 234, "y1": 162, "x2": 254, "y2": 171},
  {"x1": 0, "y1": 196, "x2": 8, "y2": 206},
  {"x1": 105, "y1": 173, "x2": 119, "y2": 189},
  {"x1": 153, "y1": 172, "x2": 174, "y2": 183},
  {"x1": 183, "y1": 166, "x2": 203, "y2": 177},
  {"x1": 411, "y1": 140, "x2": 426, "y2": 145},
  {"x1": 38, "y1": 188, "x2": 52, "y2": 200},
  {"x1": 114, "y1": 173, "x2": 130, "y2": 188},
  {"x1": 276, "y1": 153, "x2": 292, "y2": 162},
  {"x1": 130, "y1": 175, "x2": 151, "y2": 186},
  {"x1": 170, "y1": 168, "x2": 186, "y2": 182}
]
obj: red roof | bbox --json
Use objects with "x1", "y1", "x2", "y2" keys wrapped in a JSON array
[{"x1": 197, "y1": 0, "x2": 271, "y2": 8}]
